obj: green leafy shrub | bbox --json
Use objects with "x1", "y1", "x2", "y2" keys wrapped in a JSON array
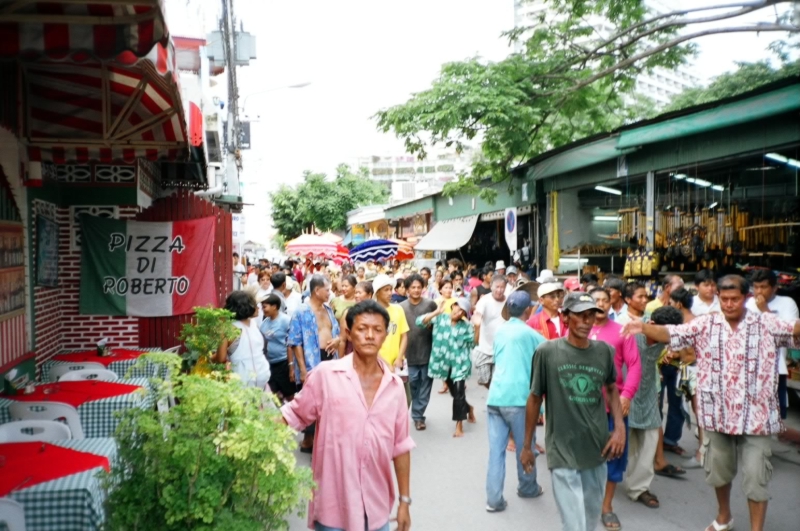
[
  {"x1": 179, "y1": 306, "x2": 240, "y2": 368},
  {"x1": 103, "y1": 372, "x2": 314, "y2": 530}
]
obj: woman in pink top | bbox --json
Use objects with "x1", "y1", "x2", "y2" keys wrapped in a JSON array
[{"x1": 589, "y1": 287, "x2": 641, "y2": 531}]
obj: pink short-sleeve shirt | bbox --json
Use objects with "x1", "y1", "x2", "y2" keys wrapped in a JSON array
[{"x1": 281, "y1": 355, "x2": 415, "y2": 530}]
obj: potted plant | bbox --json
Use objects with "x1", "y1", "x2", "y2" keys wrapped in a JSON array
[
  {"x1": 179, "y1": 306, "x2": 240, "y2": 373},
  {"x1": 103, "y1": 368, "x2": 314, "y2": 530}
]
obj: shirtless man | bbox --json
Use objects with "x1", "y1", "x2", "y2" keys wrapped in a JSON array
[{"x1": 288, "y1": 274, "x2": 341, "y2": 452}]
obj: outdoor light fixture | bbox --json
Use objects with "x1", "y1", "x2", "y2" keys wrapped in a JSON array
[
  {"x1": 765, "y1": 153, "x2": 800, "y2": 169},
  {"x1": 708, "y1": 202, "x2": 718, "y2": 209},
  {"x1": 674, "y1": 173, "x2": 687, "y2": 180},
  {"x1": 595, "y1": 185, "x2": 622, "y2": 195},
  {"x1": 593, "y1": 216, "x2": 621, "y2": 222}
]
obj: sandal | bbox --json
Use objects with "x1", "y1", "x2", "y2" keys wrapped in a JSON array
[
  {"x1": 654, "y1": 463, "x2": 686, "y2": 477},
  {"x1": 636, "y1": 491, "x2": 659, "y2": 509},
  {"x1": 663, "y1": 443, "x2": 686, "y2": 456},
  {"x1": 704, "y1": 518, "x2": 734, "y2": 531},
  {"x1": 602, "y1": 512, "x2": 622, "y2": 530},
  {"x1": 414, "y1": 421, "x2": 426, "y2": 431}
]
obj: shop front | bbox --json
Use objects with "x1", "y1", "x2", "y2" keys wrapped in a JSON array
[
  {"x1": 521, "y1": 79, "x2": 800, "y2": 290},
  {"x1": 0, "y1": 1, "x2": 229, "y2": 372}
]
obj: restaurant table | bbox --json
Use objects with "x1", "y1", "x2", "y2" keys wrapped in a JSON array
[
  {"x1": 0, "y1": 379, "x2": 152, "y2": 438},
  {"x1": 0, "y1": 438, "x2": 117, "y2": 531},
  {"x1": 40, "y1": 347, "x2": 168, "y2": 382}
]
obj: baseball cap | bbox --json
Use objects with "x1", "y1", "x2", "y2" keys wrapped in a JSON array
[
  {"x1": 506, "y1": 290, "x2": 535, "y2": 316},
  {"x1": 451, "y1": 297, "x2": 472, "y2": 315},
  {"x1": 538, "y1": 282, "x2": 565, "y2": 297},
  {"x1": 562, "y1": 292, "x2": 601, "y2": 314},
  {"x1": 501, "y1": 281, "x2": 540, "y2": 320},
  {"x1": 372, "y1": 274, "x2": 394, "y2": 298},
  {"x1": 564, "y1": 277, "x2": 581, "y2": 292},
  {"x1": 506, "y1": 265, "x2": 519, "y2": 275}
]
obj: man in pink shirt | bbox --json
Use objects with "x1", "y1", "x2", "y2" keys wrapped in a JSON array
[
  {"x1": 281, "y1": 300, "x2": 414, "y2": 531},
  {"x1": 589, "y1": 287, "x2": 641, "y2": 531}
]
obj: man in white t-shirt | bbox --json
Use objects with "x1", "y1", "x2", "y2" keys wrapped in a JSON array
[
  {"x1": 692, "y1": 269, "x2": 720, "y2": 316},
  {"x1": 746, "y1": 269, "x2": 798, "y2": 437},
  {"x1": 232, "y1": 252, "x2": 246, "y2": 290},
  {"x1": 472, "y1": 275, "x2": 508, "y2": 388}
]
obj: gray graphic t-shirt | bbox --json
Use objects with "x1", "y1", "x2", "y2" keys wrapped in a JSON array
[{"x1": 531, "y1": 338, "x2": 616, "y2": 470}]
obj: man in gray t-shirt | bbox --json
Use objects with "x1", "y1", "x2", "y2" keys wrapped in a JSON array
[
  {"x1": 521, "y1": 292, "x2": 625, "y2": 531},
  {"x1": 400, "y1": 274, "x2": 438, "y2": 431}
]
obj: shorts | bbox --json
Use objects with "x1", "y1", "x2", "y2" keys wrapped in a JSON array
[
  {"x1": 473, "y1": 347, "x2": 494, "y2": 385},
  {"x1": 679, "y1": 363, "x2": 698, "y2": 397},
  {"x1": 606, "y1": 414, "x2": 629, "y2": 483},
  {"x1": 703, "y1": 430, "x2": 773, "y2": 502},
  {"x1": 268, "y1": 359, "x2": 295, "y2": 397}
]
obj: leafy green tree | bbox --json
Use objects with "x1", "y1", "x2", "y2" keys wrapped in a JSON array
[
  {"x1": 375, "y1": 0, "x2": 798, "y2": 200},
  {"x1": 269, "y1": 165, "x2": 388, "y2": 240},
  {"x1": 665, "y1": 59, "x2": 800, "y2": 112}
]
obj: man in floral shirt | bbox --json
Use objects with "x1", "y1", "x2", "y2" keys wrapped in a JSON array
[{"x1": 622, "y1": 275, "x2": 800, "y2": 531}]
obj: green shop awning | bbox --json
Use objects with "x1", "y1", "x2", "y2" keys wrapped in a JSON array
[
  {"x1": 617, "y1": 84, "x2": 800, "y2": 149},
  {"x1": 531, "y1": 136, "x2": 637, "y2": 180}
]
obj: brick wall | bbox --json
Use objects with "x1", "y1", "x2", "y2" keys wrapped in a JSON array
[{"x1": 33, "y1": 204, "x2": 140, "y2": 362}]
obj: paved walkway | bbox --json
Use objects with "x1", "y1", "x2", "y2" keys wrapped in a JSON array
[{"x1": 287, "y1": 375, "x2": 800, "y2": 530}]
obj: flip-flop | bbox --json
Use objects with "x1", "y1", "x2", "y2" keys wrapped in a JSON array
[
  {"x1": 654, "y1": 463, "x2": 686, "y2": 477},
  {"x1": 704, "y1": 518, "x2": 734, "y2": 531},
  {"x1": 602, "y1": 512, "x2": 622, "y2": 530},
  {"x1": 663, "y1": 444, "x2": 686, "y2": 456},
  {"x1": 636, "y1": 491, "x2": 659, "y2": 509}
]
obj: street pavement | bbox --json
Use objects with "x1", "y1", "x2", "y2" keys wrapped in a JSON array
[{"x1": 286, "y1": 375, "x2": 800, "y2": 530}]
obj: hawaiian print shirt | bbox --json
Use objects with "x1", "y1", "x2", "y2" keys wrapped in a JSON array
[
  {"x1": 667, "y1": 310, "x2": 798, "y2": 436},
  {"x1": 288, "y1": 302, "x2": 340, "y2": 379},
  {"x1": 417, "y1": 313, "x2": 475, "y2": 382}
]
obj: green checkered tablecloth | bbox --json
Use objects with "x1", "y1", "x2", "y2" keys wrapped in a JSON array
[
  {"x1": 2, "y1": 438, "x2": 117, "y2": 531},
  {"x1": 0, "y1": 378, "x2": 152, "y2": 438},
  {"x1": 40, "y1": 348, "x2": 167, "y2": 382}
]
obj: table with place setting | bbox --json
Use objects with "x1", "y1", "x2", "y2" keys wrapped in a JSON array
[
  {"x1": 40, "y1": 347, "x2": 170, "y2": 382},
  {"x1": 0, "y1": 379, "x2": 152, "y2": 438},
  {"x1": 0, "y1": 437, "x2": 117, "y2": 531}
]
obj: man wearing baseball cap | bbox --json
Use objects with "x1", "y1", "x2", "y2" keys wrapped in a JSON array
[
  {"x1": 485, "y1": 288, "x2": 546, "y2": 513},
  {"x1": 521, "y1": 292, "x2": 626, "y2": 531},
  {"x1": 504, "y1": 266, "x2": 520, "y2": 297}
]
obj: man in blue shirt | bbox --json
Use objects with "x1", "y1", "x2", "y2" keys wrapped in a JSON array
[
  {"x1": 485, "y1": 287, "x2": 546, "y2": 513},
  {"x1": 260, "y1": 294, "x2": 293, "y2": 402}
]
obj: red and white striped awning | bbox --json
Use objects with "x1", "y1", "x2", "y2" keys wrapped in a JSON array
[
  {"x1": 0, "y1": 1, "x2": 170, "y2": 65},
  {"x1": 0, "y1": 1, "x2": 199, "y2": 176}
]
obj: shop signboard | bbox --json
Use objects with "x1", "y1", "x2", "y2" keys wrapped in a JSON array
[
  {"x1": 352, "y1": 224, "x2": 366, "y2": 245},
  {"x1": 504, "y1": 207, "x2": 518, "y2": 253},
  {"x1": 78, "y1": 216, "x2": 217, "y2": 317}
]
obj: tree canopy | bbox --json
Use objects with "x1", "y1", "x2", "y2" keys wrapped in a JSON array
[
  {"x1": 375, "y1": 0, "x2": 799, "y2": 200},
  {"x1": 269, "y1": 164, "x2": 389, "y2": 241},
  {"x1": 665, "y1": 59, "x2": 800, "y2": 112}
]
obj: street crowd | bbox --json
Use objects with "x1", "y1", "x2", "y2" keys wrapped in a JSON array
[{"x1": 218, "y1": 253, "x2": 800, "y2": 531}]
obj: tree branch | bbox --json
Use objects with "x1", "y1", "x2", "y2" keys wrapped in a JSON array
[
  {"x1": 558, "y1": 24, "x2": 798, "y2": 96},
  {"x1": 559, "y1": 0, "x2": 789, "y2": 72}
]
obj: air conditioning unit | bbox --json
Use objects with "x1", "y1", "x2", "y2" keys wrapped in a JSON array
[{"x1": 391, "y1": 181, "x2": 416, "y2": 202}]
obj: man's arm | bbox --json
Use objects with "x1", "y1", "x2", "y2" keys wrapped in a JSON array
[
  {"x1": 393, "y1": 452, "x2": 411, "y2": 531},
  {"x1": 471, "y1": 310, "x2": 483, "y2": 344},
  {"x1": 603, "y1": 382, "x2": 626, "y2": 459},
  {"x1": 621, "y1": 319, "x2": 671, "y2": 344},
  {"x1": 396, "y1": 332, "x2": 408, "y2": 369},
  {"x1": 520, "y1": 393, "x2": 543, "y2": 473},
  {"x1": 294, "y1": 346, "x2": 308, "y2": 382}
]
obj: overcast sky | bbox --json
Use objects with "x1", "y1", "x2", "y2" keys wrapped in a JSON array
[{"x1": 169, "y1": 0, "x2": 792, "y2": 240}]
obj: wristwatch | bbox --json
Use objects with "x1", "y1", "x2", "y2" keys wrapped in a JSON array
[{"x1": 399, "y1": 495, "x2": 412, "y2": 505}]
